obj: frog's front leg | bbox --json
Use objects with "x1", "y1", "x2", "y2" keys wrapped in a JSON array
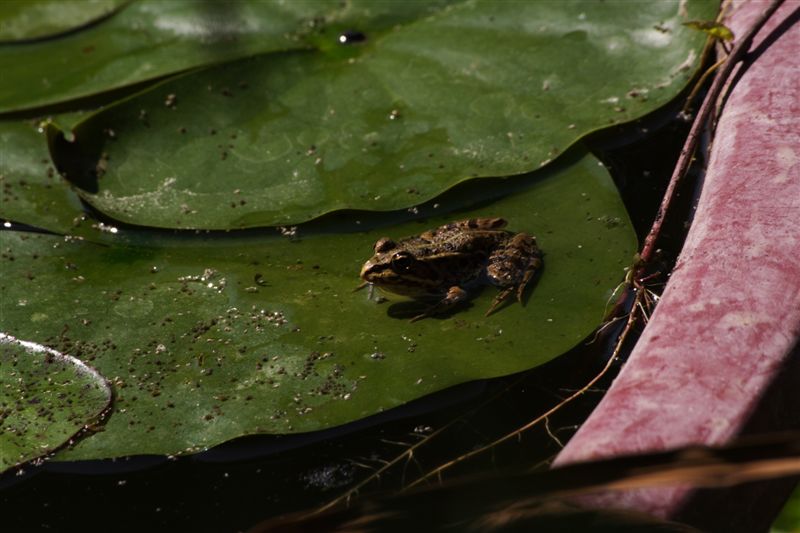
[
  {"x1": 485, "y1": 233, "x2": 542, "y2": 316},
  {"x1": 410, "y1": 286, "x2": 469, "y2": 322}
]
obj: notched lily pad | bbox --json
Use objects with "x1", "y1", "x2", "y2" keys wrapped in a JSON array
[
  {"x1": 48, "y1": 0, "x2": 715, "y2": 230},
  {"x1": 0, "y1": 334, "x2": 111, "y2": 473},
  {"x1": 683, "y1": 20, "x2": 735, "y2": 41},
  {"x1": 1, "y1": 150, "x2": 636, "y2": 460}
]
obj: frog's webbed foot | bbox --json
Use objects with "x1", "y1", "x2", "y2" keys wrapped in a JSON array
[
  {"x1": 410, "y1": 286, "x2": 468, "y2": 322},
  {"x1": 485, "y1": 233, "x2": 543, "y2": 316},
  {"x1": 484, "y1": 261, "x2": 540, "y2": 316}
]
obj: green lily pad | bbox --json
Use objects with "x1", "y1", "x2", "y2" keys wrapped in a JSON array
[
  {"x1": 0, "y1": 334, "x2": 111, "y2": 473},
  {"x1": 0, "y1": 149, "x2": 636, "y2": 460},
  {"x1": 0, "y1": 121, "x2": 86, "y2": 233},
  {"x1": 50, "y1": 0, "x2": 715, "y2": 230},
  {"x1": 0, "y1": 0, "x2": 456, "y2": 114},
  {"x1": 0, "y1": 0, "x2": 127, "y2": 43}
]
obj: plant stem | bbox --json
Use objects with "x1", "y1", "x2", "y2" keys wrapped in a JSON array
[{"x1": 639, "y1": 0, "x2": 786, "y2": 266}]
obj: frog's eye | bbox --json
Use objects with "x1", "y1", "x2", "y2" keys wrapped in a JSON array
[
  {"x1": 390, "y1": 251, "x2": 415, "y2": 272},
  {"x1": 374, "y1": 237, "x2": 396, "y2": 253}
]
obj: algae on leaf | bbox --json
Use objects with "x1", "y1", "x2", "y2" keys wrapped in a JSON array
[
  {"x1": 1, "y1": 150, "x2": 636, "y2": 460},
  {"x1": 0, "y1": 334, "x2": 111, "y2": 473},
  {"x1": 48, "y1": 0, "x2": 716, "y2": 230}
]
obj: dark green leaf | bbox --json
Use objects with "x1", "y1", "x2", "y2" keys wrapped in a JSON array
[
  {"x1": 0, "y1": 0, "x2": 455, "y2": 114},
  {"x1": 51, "y1": 0, "x2": 715, "y2": 229},
  {"x1": 1, "y1": 149, "x2": 636, "y2": 460}
]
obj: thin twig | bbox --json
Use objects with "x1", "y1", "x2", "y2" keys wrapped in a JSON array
[
  {"x1": 680, "y1": 57, "x2": 726, "y2": 115},
  {"x1": 313, "y1": 373, "x2": 529, "y2": 514},
  {"x1": 405, "y1": 304, "x2": 639, "y2": 489}
]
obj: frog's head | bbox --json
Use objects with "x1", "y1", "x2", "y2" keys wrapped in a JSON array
[{"x1": 360, "y1": 237, "x2": 441, "y2": 297}]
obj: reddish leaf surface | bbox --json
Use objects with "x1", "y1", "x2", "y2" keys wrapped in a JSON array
[{"x1": 554, "y1": 1, "x2": 800, "y2": 530}]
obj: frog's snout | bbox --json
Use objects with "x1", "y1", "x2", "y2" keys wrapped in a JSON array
[{"x1": 359, "y1": 260, "x2": 374, "y2": 281}]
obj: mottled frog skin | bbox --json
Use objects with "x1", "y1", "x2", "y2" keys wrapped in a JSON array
[{"x1": 359, "y1": 218, "x2": 542, "y2": 321}]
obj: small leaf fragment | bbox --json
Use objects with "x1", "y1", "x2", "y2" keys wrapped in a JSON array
[{"x1": 683, "y1": 20, "x2": 735, "y2": 41}]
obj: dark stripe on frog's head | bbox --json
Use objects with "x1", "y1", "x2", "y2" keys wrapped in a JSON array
[{"x1": 359, "y1": 259, "x2": 391, "y2": 281}]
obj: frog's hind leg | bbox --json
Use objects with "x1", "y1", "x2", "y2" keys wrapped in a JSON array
[
  {"x1": 485, "y1": 286, "x2": 516, "y2": 317},
  {"x1": 410, "y1": 286, "x2": 469, "y2": 322},
  {"x1": 485, "y1": 233, "x2": 542, "y2": 316},
  {"x1": 515, "y1": 257, "x2": 542, "y2": 302}
]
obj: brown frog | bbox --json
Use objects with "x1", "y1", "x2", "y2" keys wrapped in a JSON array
[{"x1": 359, "y1": 218, "x2": 542, "y2": 321}]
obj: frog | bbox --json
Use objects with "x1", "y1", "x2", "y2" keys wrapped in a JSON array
[{"x1": 358, "y1": 217, "x2": 543, "y2": 321}]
